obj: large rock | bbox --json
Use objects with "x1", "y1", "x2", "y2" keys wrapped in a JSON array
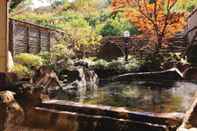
[
  {"x1": 183, "y1": 66, "x2": 197, "y2": 80},
  {"x1": 56, "y1": 67, "x2": 98, "y2": 100},
  {"x1": 112, "y1": 68, "x2": 183, "y2": 82},
  {"x1": 0, "y1": 91, "x2": 24, "y2": 131},
  {"x1": 0, "y1": 72, "x2": 17, "y2": 89}
]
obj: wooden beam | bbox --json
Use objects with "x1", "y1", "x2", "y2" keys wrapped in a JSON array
[{"x1": 0, "y1": 0, "x2": 9, "y2": 72}]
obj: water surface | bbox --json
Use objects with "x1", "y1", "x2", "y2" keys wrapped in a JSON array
[{"x1": 57, "y1": 81, "x2": 197, "y2": 113}]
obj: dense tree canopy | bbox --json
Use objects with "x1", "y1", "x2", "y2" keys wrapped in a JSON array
[
  {"x1": 10, "y1": 0, "x2": 195, "y2": 56},
  {"x1": 112, "y1": 0, "x2": 187, "y2": 53}
]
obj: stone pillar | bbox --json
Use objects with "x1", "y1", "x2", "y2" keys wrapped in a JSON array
[{"x1": 0, "y1": 0, "x2": 9, "y2": 72}]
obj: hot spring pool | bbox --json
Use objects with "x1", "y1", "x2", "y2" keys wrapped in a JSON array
[{"x1": 56, "y1": 81, "x2": 197, "y2": 113}]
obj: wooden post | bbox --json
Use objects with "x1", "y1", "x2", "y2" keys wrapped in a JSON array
[
  {"x1": 48, "y1": 32, "x2": 51, "y2": 51},
  {"x1": 38, "y1": 30, "x2": 41, "y2": 52},
  {"x1": 0, "y1": 0, "x2": 9, "y2": 72},
  {"x1": 9, "y1": 19, "x2": 14, "y2": 56},
  {"x1": 26, "y1": 26, "x2": 30, "y2": 53}
]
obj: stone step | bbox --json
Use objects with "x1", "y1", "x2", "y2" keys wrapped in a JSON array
[
  {"x1": 27, "y1": 106, "x2": 169, "y2": 131},
  {"x1": 40, "y1": 100, "x2": 183, "y2": 129}
]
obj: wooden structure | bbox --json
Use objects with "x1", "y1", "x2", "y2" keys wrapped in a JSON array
[
  {"x1": 186, "y1": 8, "x2": 197, "y2": 44},
  {"x1": 9, "y1": 19, "x2": 64, "y2": 55},
  {"x1": 0, "y1": 0, "x2": 9, "y2": 72},
  {"x1": 184, "y1": 8, "x2": 197, "y2": 61}
]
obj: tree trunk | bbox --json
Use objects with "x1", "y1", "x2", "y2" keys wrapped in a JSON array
[{"x1": 154, "y1": 34, "x2": 162, "y2": 55}]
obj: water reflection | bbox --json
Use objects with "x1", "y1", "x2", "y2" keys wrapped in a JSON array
[{"x1": 56, "y1": 81, "x2": 197, "y2": 113}]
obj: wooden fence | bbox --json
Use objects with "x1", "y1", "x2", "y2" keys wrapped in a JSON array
[{"x1": 9, "y1": 19, "x2": 64, "y2": 56}]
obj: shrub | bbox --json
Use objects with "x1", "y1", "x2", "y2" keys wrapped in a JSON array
[
  {"x1": 108, "y1": 60, "x2": 124, "y2": 71},
  {"x1": 124, "y1": 62, "x2": 139, "y2": 71},
  {"x1": 140, "y1": 54, "x2": 163, "y2": 71},
  {"x1": 51, "y1": 43, "x2": 74, "y2": 61},
  {"x1": 10, "y1": 64, "x2": 31, "y2": 78},
  {"x1": 39, "y1": 43, "x2": 75, "y2": 69},
  {"x1": 15, "y1": 53, "x2": 43, "y2": 69},
  {"x1": 88, "y1": 55, "x2": 143, "y2": 72},
  {"x1": 90, "y1": 59, "x2": 109, "y2": 69}
]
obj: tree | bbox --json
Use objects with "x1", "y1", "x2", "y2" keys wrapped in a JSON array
[
  {"x1": 97, "y1": 13, "x2": 138, "y2": 36},
  {"x1": 10, "y1": 0, "x2": 25, "y2": 9},
  {"x1": 111, "y1": 0, "x2": 186, "y2": 53},
  {"x1": 62, "y1": 12, "x2": 102, "y2": 57},
  {"x1": 174, "y1": 0, "x2": 197, "y2": 12}
]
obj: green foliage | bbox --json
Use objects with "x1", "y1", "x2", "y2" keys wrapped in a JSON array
[
  {"x1": 173, "y1": 0, "x2": 197, "y2": 12},
  {"x1": 141, "y1": 53, "x2": 186, "y2": 71},
  {"x1": 11, "y1": 64, "x2": 31, "y2": 78},
  {"x1": 63, "y1": 17, "x2": 102, "y2": 56},
  {"x1": 91, "y1": 59, "x2": 109, "y2": 69},
  {"x1": 10, "y1": 0, "x2": 26, "y2": 9},
  {"x1": 163, "y1": 53, "x2": 182, "y2": 63},
  {"x1": 12, "y1": 0, "x2": 139, "y2": 57},
  {"x1": 52, "y1": 42, "x2": 74, "y2": 60},
  {"x1": 141, "y1": 54, "x2": 163, "y2": 71},
  {"x1": 88, "y1": 55, "x2": 142, "y2": 72},
  {"x1": 15, "y1": 53, "x2": 43, "y2": 69},
  {"x1": 97, "y1": 15, "x2": 138, "y2": 36},
  {"x1": 39, "y1": 43, "x2": 74, "y2": 64},
  {"x1": 39, "y1": 42, "x2": 75, "y2": 72}
]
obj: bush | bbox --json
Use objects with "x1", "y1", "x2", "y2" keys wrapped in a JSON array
[
  {"x1": 88, "y1": 55, "x2": 143, "y2": 72},
  {"x1": 10, "y1": 64, "x2": 31, "y2": 78},
  {"x1": 39, "y1": 43, "x2": 76, "y2": 75},
  {"x1": 51, "y1": 43, "x2": 75, "y2": 61},
  {"x1": 91, "y1": 59, "x2": 109, "y2": 69},
  {"x1": 124, "y1": 62, "x2": 140, "y2": 71},
  {"x1": 96, "y1": 13, "x2": 139, "y2": 37},
  {"x1": 15, "y1": 53, "x2": 43, "y2": 69},
  {"x1": 140, "y1": 54, "x2": 163, "y2": 71},
  {"x1": 108, "y1": 60, "x2": 124, "y2": 71}
]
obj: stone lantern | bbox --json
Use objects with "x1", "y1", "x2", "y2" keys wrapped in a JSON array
[{"x1": 0, "y1": 0, "x2": 9, "y2": 72}]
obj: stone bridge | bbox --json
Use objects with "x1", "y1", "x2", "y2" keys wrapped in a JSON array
[{"x1": 98, "y1": 35, "x2": 187, "y2": 60}]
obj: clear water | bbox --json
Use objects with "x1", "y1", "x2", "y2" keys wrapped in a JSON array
[{"x1": 57, "y1": 81, "x2": 197, "y2": 113}]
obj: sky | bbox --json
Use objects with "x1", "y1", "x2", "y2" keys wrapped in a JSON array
[
  {"x1": 31, "y1": 0, "x2": 75, "y2": 8},
  {"x1": 31, "y1": 0, "x2": 51, "y2": 8}
]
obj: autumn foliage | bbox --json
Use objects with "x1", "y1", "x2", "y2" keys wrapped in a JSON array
[{"x1": 112, "y1": 0, "x2": 186, "y2": 53}]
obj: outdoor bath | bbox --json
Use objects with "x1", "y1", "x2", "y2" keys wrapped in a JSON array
[
  {"x1": 26, "y1": 79, "x2": 196, "y2": 131},
  {"x1": 0, "y1": 0, "x2": 197, "y2": 130},
  {"x1": 55, "y1": 80, "x2": 197, "y2": 113}
]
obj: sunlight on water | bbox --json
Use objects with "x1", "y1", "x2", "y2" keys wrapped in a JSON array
[{"x1": 57, "y1": 81, "x2": 197, "y2": 113}]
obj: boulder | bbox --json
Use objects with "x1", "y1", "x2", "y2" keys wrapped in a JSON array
[
  {"x1": 112, "y1": 68, "x2": 183, "y2": 82},
  {"x1": 32, "y1": 66, "x2": 63, "y2": 94},
  {"x1": 183, "y1": 66, "x2": 197, "y2": 81},
  {"x1": 0, "y1": 72, "x2": 17, "y2": 89},
  {"x1": 0, "y1": 90, "x2": 24, "y2": 131}
]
